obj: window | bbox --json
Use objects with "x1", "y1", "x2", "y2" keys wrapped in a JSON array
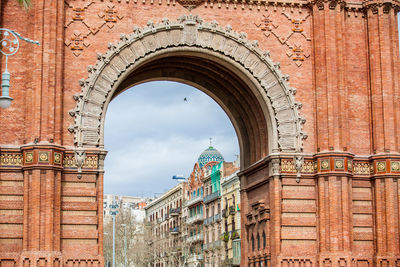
[
  {"x1": 262, "y1": 231, "x2": 266, "y2": 249},
  {"x1": 257, "y1": 233, "x2": 260, "y2": 250},
  {"x1": 251, "y1": 235, "x2": 255, "y2": 251}
]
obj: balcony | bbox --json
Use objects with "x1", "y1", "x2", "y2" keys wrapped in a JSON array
[
  {"x1": 187, "y1": 233, "x2": 204, "y2": 243},
  {"x1": 229, "y1": 205, "x2": 236, "y2": 215},
  {"x1": 169, "y1": 207, "x2": 181, "y2": 216},
  {"x1": 204, "y1": 190, "x2": 220, "y2": 204},
  {"x1": 204, "y1": 216, "x2": 214, "y2": 225},
  {"x1": 204, "y1": 240, "x2": 223, "y2": 251},
  {"x1": 214, "y1": 213, "x2": 222, "y2": 222},
  {"x1": 204, "y1": 213, "x2": 222, "y2": 225},
  {"x1": 185, "y1": 195, "x2": 203, "y2": 207},
  {"x1": 187, "y1": 213, "x2": 204, "y2": 224},
  {"x1": 170, "y1": 227, "x2": 180, "y2": 235}
]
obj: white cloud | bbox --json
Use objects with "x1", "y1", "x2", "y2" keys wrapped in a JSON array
[{"x1": 103, "y1": 81, "x2": 239, "y2": 197}]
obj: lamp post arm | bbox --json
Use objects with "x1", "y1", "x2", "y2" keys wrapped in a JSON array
[{"x1": 0, "y1": 28, "x2": 39, "y2": 109}]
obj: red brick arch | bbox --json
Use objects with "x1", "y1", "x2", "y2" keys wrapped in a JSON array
[
  {"x1": 69, "y1": 15, "x2": 306, "y2": 166},
  {"x1": 0, "y1": 0, "x2": 399, "y2": 266}
]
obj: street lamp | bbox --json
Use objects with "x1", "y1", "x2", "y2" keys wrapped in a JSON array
[
  {"x1": 109, "y1": 199, "x2": 119, "y2": 267},
  {"x1": 0, "y1": 28, "x2": 39, "y2": 108},
  {"x1": 121, "y1": 224, "x2": 127, "y2": 267}
]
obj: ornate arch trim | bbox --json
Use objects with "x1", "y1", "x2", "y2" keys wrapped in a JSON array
[{"x1": 69, "y1": 15, "x2": 307, "y2": 154}]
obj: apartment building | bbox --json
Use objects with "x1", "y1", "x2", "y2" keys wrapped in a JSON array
[
  {"x1": 145, "y1": 182, "x2": 187, "y2": 267},
  {"x1": 221, "y1": 170, "x2": 241, "y2": 266}
]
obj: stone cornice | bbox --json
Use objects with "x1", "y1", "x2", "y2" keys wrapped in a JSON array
[{"x1": 307, "y1": 0, "x2": 400, "y2": 11}]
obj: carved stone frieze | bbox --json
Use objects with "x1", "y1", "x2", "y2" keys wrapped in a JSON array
[
  {"x1": 70, "y1": 15, "x2": 306, "y2": 153},
  {"x1": 63, "y1": 153, "x2": 99, "y2": 169},
  {"x1": 0, "y1": 153, "x2": 23, "y2": 167}
]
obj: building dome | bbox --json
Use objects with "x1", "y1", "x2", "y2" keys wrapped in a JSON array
[{"x1": 197, "y1": 146, "x2": 224, "y2": 168}]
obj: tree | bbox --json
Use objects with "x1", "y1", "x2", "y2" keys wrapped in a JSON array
[
  {"x1": 104, "y1": 207, "x2": 146, "y2": 267},
  {"x1": 17, "y1": 0, "x2": 31, "y2": 9}
]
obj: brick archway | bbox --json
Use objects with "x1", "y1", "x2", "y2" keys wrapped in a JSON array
[
  {"x1": 69, "y1": 15, "x2": 306, "y2": 168},
  {"x1": 0, "y1": 0, "x2": 399, "y2": 266},
  {"x1": 68, "y1": 16, "x2": 306, "y2": 265}
]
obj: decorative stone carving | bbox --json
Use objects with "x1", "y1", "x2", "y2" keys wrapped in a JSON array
[
  {"x1": 71, "y1": 15, "x2": 306, "y2": 153},
  {"x1": 74, "y1": 148, "x2": 86, "y2": 178},
  {"x1": 65, "y1": 1, "x2": 125, "y2": 57},
  {"x1": 270, "y1": 158, "x2": 281, "y2": 176},
  {"x1": 295, "y1": 155, "x2": 304, "y2": 182},
  {"x1": 255, "y1": 10, "x2": 311, "y2": 67}
]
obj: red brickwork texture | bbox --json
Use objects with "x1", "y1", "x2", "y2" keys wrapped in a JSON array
[{"x1": 0, "y1": 0, "x2": 399, "y2": 266}]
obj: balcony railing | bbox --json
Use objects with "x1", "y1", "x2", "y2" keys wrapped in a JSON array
[
  {"x1": 169, "y1": 207, "x2": 181, "y2": 216},
  {"x1": 204, "y1": 216, "x2": 213, "y2": 225},
  {"x1": 187, "y1": 233, "x2": 204, "y2": 243},
  {"x1": 214, "y1": 213, "x2": 222, "y2": 222},
  {"x1": 204, "y1": 190, "x2": 220, "y2": 204},
  {"x1": 204, "y1": 240, "x2": 223, "y2": 251},
  {"x1": 185, "y1": 195, "x2": 203, "y2": 207},
  {"x1": 204, "y1": 213, "x2": 222, "y2": 225},
  {"x1": 170, "y1": 227, "x2": 180, "y2": 234},
  {"x1": 186, "y1": 213, "x2": 204, "y2": 224}
]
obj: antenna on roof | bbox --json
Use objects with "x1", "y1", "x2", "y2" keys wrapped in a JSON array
[{"x1": 209, "y1": 137, "x2": 212, "y2": 147}]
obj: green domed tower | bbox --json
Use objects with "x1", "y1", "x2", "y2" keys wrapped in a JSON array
[{"x1": 197, "y1": 146, "x2": 224, "y2": 168}]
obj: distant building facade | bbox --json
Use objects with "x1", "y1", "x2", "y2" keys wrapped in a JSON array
[
  {"x1": 103, "y1": 194, "x2": 151, "y2": 223},
  {"x1": 145, "y1": 182, "x2": 187, "y2": 267},
  {"x1": 221, "y1": 170, "x2": 241, "y2": 266},
  {"x1": 144, "y1": 146, "x2": 240, "y2": 267}
]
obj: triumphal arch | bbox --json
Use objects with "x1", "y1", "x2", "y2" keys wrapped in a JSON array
[{"x1": 0, "y1": 0, "x2": 399, "y2": 266}]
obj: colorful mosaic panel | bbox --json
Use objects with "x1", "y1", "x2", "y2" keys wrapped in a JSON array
[
  {"x1": 376, "y1": 161, "x2": 386, "y2": 172},
  {"x1": 320, "y1": 159, "x2": 330, "y2": 171},
  {"x1": 38, "y1": 151, "x2": 50, "y2": 163},
  {"x1": 54, "y1": 152, "x2": 62, "y2": 165},
  {"x1": 391, "y1": 161, "x2": 400, "y2": 172},
  {"x1": 25, "y1": 152, "x2": 33, "y2": 163},
  {"x1": 335, "y1": 159, "x2": 344, "y2": 170}
]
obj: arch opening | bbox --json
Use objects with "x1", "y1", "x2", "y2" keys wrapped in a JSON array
[{"x1": 105, "y1": 51, "x2": 271, "y2": 168}]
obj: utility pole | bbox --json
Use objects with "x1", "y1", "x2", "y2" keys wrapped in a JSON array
[
  {"x1": 109, "y1": 198, "x2": 119, "y2": 267},
  {"x1": 121, "y1": 224, "x2": 127, "y2": 267}
]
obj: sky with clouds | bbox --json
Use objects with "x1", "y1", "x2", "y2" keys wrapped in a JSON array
[{"x1": 103, "y1": 81, "x2": 239, "y2": 197}]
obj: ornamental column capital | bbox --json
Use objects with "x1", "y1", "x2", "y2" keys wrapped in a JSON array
[
  {"x1": 308, "y1": 0, "x2": 346, "y2": 10},
  {"x1": 363, "y1": 0, "x2": 400, "y2": 13}
]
